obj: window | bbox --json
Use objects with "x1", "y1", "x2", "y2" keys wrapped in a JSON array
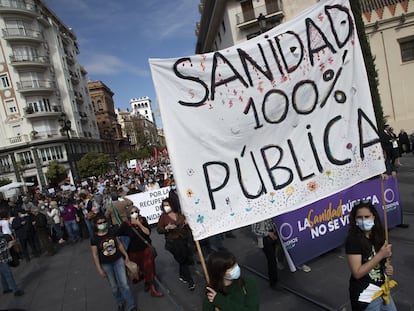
[
  {"x1": 0, "y1": 74, "x2": 10, "y2": 89},
  {"x1": 400, "y1": 38, "x2": 414, "y2": 62},
  {"x1": 39, "y1": 146, "x2": 64, "y2": 162},
  {"x1": 27, "y1": 97, "x2": 51, "y2": 112},
  {"x1": 0, "y1": 155, "x2": 11, "y2": 173},
  {"x1": 5, "y1": 99, "x2": 17, "y2": 115},
  {"x1": 17, "y1": 151, "x2": 34, "y2": 165}
]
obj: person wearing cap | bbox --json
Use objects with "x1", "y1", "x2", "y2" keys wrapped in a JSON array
[
  {"x1": 31, "y1": 206, "x2": 55, "y2": 256},
  {"x1": 47, "y1": 201, "x2": 65, "y2": 244}
]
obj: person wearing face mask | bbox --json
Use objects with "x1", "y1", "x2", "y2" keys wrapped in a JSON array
[
  {"x1": 168, "y1": 180, "x2": 181, "y2": 212},
  {"x1": 157, "y1": 198, "x2": 195, "y2": 291},
  {"x1": 345, "y1": 201, "x2": 396, "y2": 311},
  {"x1": 90, "y1": 213, "x2": 137, "y2": 311},
  {"x1": 203, "y1": 251, "x2": 259, "y2": 311},
  {"x1": 116, "y1": 206, "x2": 163, "y2": 297}
]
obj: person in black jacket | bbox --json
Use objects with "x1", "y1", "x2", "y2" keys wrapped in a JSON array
[
  {"x1": 11, "y1": 209, "x2": 40, "y2": 262},
  {"x1": 31, "y1": 206, "x2": 55, "y2": 256}
]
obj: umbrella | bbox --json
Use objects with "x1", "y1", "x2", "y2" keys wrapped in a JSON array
[{"x1": 0, "y1": 181, "x2": 34, "y2": 192}]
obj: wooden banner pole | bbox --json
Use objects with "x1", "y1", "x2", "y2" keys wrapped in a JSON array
[
  {"x1": 380, "y1": 177, "x2": 389, "y2": 243},
  {"x1": 195, "y1": 240, "x2": 210, "y2": 284}
]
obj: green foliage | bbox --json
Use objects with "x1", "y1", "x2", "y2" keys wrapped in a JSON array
[
  {"x1": 78, "y1": 152, "x2": 111, "y2": 177},
  {"x1": 350, "y1": 1, "x2": 386, "y2": 130},
  {"x1": 117, "y1": 151, "x2": 134, "y2": 165},
  {"x1": 0, "y1": 177, "x2": 12, "y2": 187},
  {"x1": 137, "y1": 145, "x2": 152, "y2": 159},
  {"x1": 45, "y1": 160, "x2": 67, "y2": 185}
]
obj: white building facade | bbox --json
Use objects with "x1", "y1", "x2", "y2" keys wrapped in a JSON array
[
  {"x1": 130, "y1": 96, "x2": 155, "y2": 124},
  {"x1": 0, "y1": 0, "x2": 101, "y2": 189}
]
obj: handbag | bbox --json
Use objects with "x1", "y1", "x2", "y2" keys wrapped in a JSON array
[
  {"x1": 125, "y1": 260, "x2": 140, "y2": 283},
  {"x1": 130, "y1": 226, "x2": 158, "y2": 258}
]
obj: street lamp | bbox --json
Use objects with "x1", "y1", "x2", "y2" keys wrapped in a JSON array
[
  {"x1": 257, "y1": 13, "x2": 267, "y2": 33},
  {"x1": 58, "y1": 114, "x2": 80, "y2": 185}
]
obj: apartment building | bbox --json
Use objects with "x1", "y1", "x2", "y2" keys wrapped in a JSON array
[
  {"x1": 195, "y1": 0, "x2": 414, "y2": 133},
  {"x1": 0, "y1": 0, "x2": 101, "y2": 189}
]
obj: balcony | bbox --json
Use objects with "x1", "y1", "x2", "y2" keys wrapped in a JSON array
[
  {"x1": 74, "y1": 91, "x2": 84, "y2": 104},
  {"x1": 16, "y1": 79, "x2": 55, "y2": 94},
  {"x1": 10, "y1": 55, "x2": 50, "y2": 68},
  {"x1": 29, "y1": 130, "x2": 60, "y2": 141},
  {"x1": 66, "y1": 53, "x2": 75, "y2": 65},
  {"x1": 0, "y1": 0, "x2": 37, "y2": 18},
  {"x1": 235, "y1": 1, "x2": 284, "y2": 29},
  {"x1": 69, "y1": 70, "x2": 80, "y2": 84},
  {"x1": 9, "y1": 134, "x2": 29, "y2": 144},
  {"x1": 24, "y1": 105, "x2": 63, "y2": 119},
  {"x1": 2, "y1": 27, "x2": 44, "y2": 42},
  {"x1": 79, "y1": 111, "x2": 88, "y2": 122}
]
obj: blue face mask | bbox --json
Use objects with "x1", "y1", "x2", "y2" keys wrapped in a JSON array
[
  {"x1": 356, "y1": 219, "x2": 375, "y2": 232},
  {"x1": 225, "y1": 264, "x2": 241, "y2": 280}
]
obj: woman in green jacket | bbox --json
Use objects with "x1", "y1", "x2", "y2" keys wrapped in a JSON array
[{"x1": 202, "y1": 251, "x2": 259, "y2": 311}]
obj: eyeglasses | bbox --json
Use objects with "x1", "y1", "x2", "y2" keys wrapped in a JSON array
[{"x1": 96, "y1": 221, "x2": 107, "y2": 225}]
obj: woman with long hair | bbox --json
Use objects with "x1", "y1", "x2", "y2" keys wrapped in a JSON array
[
  {"x1": 90, "y1": 213, "x2": 137, "y2": 311},
  {"x1": 203, "y1": 251, "x2": 259, "y2": 311},
  {"x1": 116, "y1": 206, "x2": 163, "y2": 297},
  {"x1": 345, "y1": 200, "x2": 396, "y2": 311},
  {"x1": 157, "y1": 198, "x2": 195, "y2": 291}
]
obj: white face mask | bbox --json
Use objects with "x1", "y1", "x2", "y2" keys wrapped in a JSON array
[
  {"x1": 130, "y1": 212, "x2": 139, "y2": 219},
  {"x1": 164, "y1": 205, "x2": 172, "y2": 213}
]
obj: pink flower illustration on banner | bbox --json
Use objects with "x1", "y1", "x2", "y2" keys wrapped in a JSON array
[
  {"x1": 307, "y1": 181, "x2": 318, "y2": 192},
  {"x1": 346, "y1": 142, "x2": 357, "y2": 162},
  {"x1": 186, "y1": 189, "x2": 194, "y2": 198}
]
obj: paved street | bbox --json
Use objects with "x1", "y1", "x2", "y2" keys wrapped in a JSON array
[{"x1": 1, "y1": 155, "x2": 414, "y2": 311}]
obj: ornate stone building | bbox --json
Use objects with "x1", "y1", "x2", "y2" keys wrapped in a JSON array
[{"x1": 0, "y1": 0, "x2": 101, "y2": 188}]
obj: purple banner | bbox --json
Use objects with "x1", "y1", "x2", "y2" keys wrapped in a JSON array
[{"x1": 273, "y1": 176, "x2": 402, "y2": 266}]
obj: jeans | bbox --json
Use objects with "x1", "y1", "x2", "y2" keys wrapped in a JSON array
[
  {"x1": 53, "y1": 223, "x2": 63, "y2": 241},
  {"x1": 0, "y1": 262, "x2": 17, "y2": 292},
  {"x1": 101, "y1": 257, "x2": 135, "y2": 310},
  {"x1": 83, "y1": 218, "x2": 94, "y2": 238},
  {"x1": 118, "y1": 235, "x2": 131, "y2": 250},
  {"x1": 365, "y1": 296, "x2": 397, "y2": 311},
  {"x1": 64, "y1": 219, "x2": 80, "y2": 242}
]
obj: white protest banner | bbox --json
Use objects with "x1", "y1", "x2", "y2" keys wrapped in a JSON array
[
  {"x1": 149, "y1": 0, "x2": 385, "y2": 240},
  {"x1": 126, "y1": 187, "x2": 170, "y2": 224}
]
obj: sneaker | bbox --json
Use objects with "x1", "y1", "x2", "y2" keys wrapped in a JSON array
[
  {"x1": 3, "y1": 289, "x2": 12, "y2": 294},
  {"x1": 117, "y1": 303, "x2": 124, "y2": 311},
  {"x1": 188, "y1": 282, "x2": 196, "y2": 291},
  {"x1": 179, "y1": 276, "x2": 188, "y2": 284},
  {"x1": 297, "y1": 264, "x2": 311, "y2": 273},
  {"x1": 14, "y1": 289, "x2": 24, "y2": 296},
  {"x1": 58, "y1": 238, "x2": 65, "y2": 244}
]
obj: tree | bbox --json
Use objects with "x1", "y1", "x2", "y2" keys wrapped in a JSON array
[
  {"x1": 0, "y1": 178, "x2": 12, "y2": 187},
  {"x1": 350, "y1": 1, "x2": 385, "y2": 130},
  {"x1": 45, "y1": 160, "x2": 67, "y2": 186},
  {"x1": 78, "y1": 152, "x2": 111, "y2": 177}
]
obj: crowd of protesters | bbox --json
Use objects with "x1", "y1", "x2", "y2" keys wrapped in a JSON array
[{"x1": 0, "y1": 144, "x2": 406, "y2": 310}]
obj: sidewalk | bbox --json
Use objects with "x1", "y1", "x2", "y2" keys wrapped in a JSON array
[{"x1": 1, "y1": 155, "x2": 413, "y2": 311}]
